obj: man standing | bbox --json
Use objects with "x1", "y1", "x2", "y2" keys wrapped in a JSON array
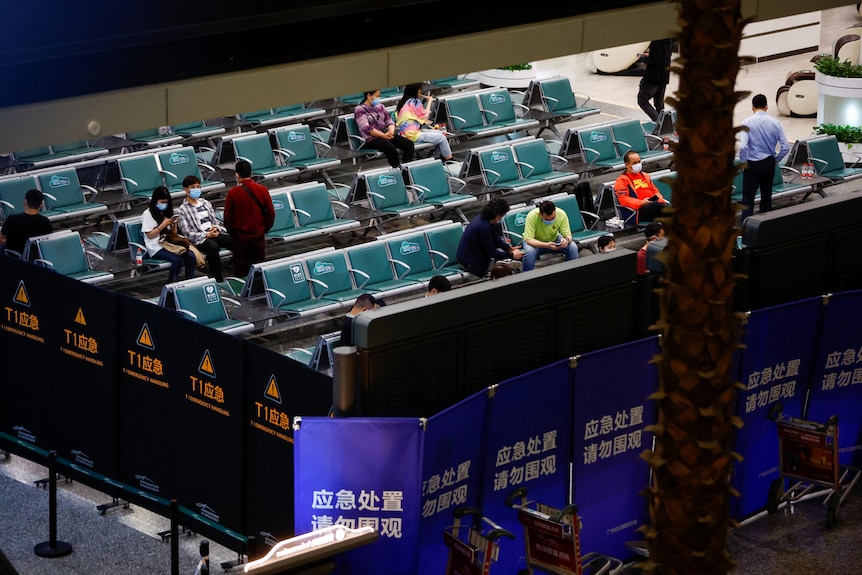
[
  {"x1": 456, "y1": 198, "x2": 523, "y2": 277},
  {"x1": 637, "y1": 38, "x2": 673, "y2": 122},
  {"x1": 224, "y1": 160, "x2": 275, "y2": 278},
  {"x1": 738, "y1": 93, "x2": 790, "y2": 220},
  {"x1": 521, "y1": 200, "x2": 579, "y2": 272},
  {"x1": 614, "y1": 151, "x2": 670, "y2": 225},
  {"x1": 0, "y1": 189, "x2": 53, "y2": 256}
]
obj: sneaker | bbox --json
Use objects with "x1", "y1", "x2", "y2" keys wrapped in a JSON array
[{"x1": 499, "y1": 259, "x2": 522, "y2": 272}]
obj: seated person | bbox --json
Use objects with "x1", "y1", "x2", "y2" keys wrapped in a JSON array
[
  {"x1": 0, "y1": 189, "x2": 53, "y2": 256},
  {"x1": 426, "y1": 275, "x2": 451, "y2": 296},
  {"x1": 395, "y1": 84, "x2": 453, "y2": 162},
  {"x1": 456, "y1": 198, "x2": 523, "y2": 277},
  {"x1": 614, "y1": 151, "x2": 669, "y2": 224},
  {"x1": 597, "y1": 234, "x2": 616, "y2": 253},
  {"x1": 637, "y1": 221, "x2": 665, "y2": 275},
  {"x1": 340, "y1": 293, "x2": 380, "y2": 347},
  {"x1": 175, "y1": 175, "x2": 233, "y2": 282},
  {"x1": 354, "y1": 89, "x2": 414, "y2": 168},
  {"x1": 521, "y1": 200, "x2": 580, "y2": 271}
]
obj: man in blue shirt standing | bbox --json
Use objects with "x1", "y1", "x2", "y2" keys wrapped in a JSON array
[{"x1": 738, "y1": 93, "x2": 790, "y2": 220}]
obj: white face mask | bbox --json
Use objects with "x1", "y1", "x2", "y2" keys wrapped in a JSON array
[
  {"x1": 631, "y1": 162, "x2": 643, "y2": 174},
  {"x1": 603, "y1": 247, "x2": 616, "y2": 253}
]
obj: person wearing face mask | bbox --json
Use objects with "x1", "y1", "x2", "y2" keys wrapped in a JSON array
[
  {"x1": 614, "y1": 150, "x2": 669, "y2": 225},
  {"x1": 521, "y1": 200, "x2": 580, "y2": 272},
  {"x1": 354, "y1": 89, "x2": 414, "y2": 168},
  {"x1": 176, "y1": 175, "x2": 234, "y2": 283},
  {"x1": 141, "y1": 186, "x2": 197, "y2": 283},
  {"x1": 597, "y1": 235, "x2": 616, "y2": 253}
]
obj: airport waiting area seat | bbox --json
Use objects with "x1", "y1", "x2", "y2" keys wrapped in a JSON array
[
  {"x1": 231, "y1": 133, "x2": 301, "y2": 182},
  {"x1": 476, "y1": 143, "x2": 562, "y2": 195},
  {"x1": 357, "y1": 167, "x2": 436, "y2": 231},
  {"x1": 32, "y1": 230, "x2": 114, "y2": 285},
  {"x1": 271, "y1": 124, "x2": 342, "y2": 181},
  {"x1": 118, "y1": 153, "x2": 185, "y2": 201},
  {"x1": 260, "y1": 258, "x2": 345, "y2": 317},
  {"x1": 510, "y1": 137, "x2": 580, "y2": 188},
  {"x1": 172, "y1": 278, "x2": 254, "y2": 335},
  {"x1": 35, "y1": 167, "x2": 109, "y2": 222},
  {"x1": 380, "y1": 225, "x2": 464, "y2": 284},
  {"x1": 423, "y1": 221, "x2": 469, "y2": 279},
  {"x1": 0, "y1": 175, "x2": 63, "y2": 220},
  {"x1": 237, "y1": 104, "x2": 326, "y2": 128},
  {"x1": 156, "y1": 147, "x2": 225, "y2": 196},
  {"x1": 806, "y1": 135, "x2": 862, "y2": 183},
  {"x1": 436, "y1": 89, "x2": 538, "y2": 140},
  {"x1": 520, "y1": 76, "x2": 600, "y2": 137},
  {"x1": 402, "y1": 158, "x2": 476, "y2": 222},
  {"x1": 342, "y1": 241, "x2": 425, "y2": 298},
  {"x1": 303, "y1": 250, "x2": 371, "y2": 304},
  {"x1": 610, "y1": 118, "x2": 674, "y2": 166},
  {"x1": 287, "y1": 182, "x2": 361, "y2": 235},
  {"x1": 573, "y1": 123, "x2": 626, "y2": 174},
  {"x1": 125, "y1": 128, "x2": 183, "y2": 148},
  {"x1": 500, "y1": 204, "x2": 533, "y2": 248},
  {"x1": 170, "y1": 121, "x2": 226, "y2": 140}
]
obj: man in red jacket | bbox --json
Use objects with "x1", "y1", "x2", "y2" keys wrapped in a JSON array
[
  {"x1": 224, "y1": 160, "x2": 275, "y2": 278},
  {"x1": 613, "y1": 151, "x2": 669, "y2": 225}
]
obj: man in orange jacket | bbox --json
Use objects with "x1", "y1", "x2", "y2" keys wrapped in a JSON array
[{"x1": 613, "y1": 151, "x2": 669, "y2": 224}]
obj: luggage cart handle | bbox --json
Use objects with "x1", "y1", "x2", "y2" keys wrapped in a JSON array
[
  {"x1": 555, "y1": 504, "x2": 578, "y2": 523},
  {"x1": 505, "y1": 487, "x2": 529, "y2": 508}
]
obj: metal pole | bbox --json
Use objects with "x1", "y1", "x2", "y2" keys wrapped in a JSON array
[
  {"x1": 332, "y1": 345, "x2": 357, "y2": 417},
  {"x1": 33, "y1": 451, "x2": 73, "y2": 558},
  {"x1": 170, "y1": 499, "x2": 179, "y2": 575}
]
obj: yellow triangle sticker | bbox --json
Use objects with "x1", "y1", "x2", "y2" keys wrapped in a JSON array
[
  {"x1": 75, "y1": 308, "x2": 87, "y2": 325},
  {"x1": 137, "y1": 324, "x2": 155, "y2": 349},
  {"x1": 198, "y1": 350, "x2": 216, "y2": 377},
  {"x1": 13, "y1": 281, "x2": 30, "y2": 306},
  {"x1": 265, "y1": 375, "x2": 282, "y2": 404}
]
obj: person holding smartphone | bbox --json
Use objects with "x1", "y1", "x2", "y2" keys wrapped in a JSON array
[
  {"x1": 613, "y1": 150, "x2": 669, "y2": 225},
  {"x1": 141, "y1": 186, "x2": 197, "y2": 283},
  {"x1": 521, "y1": 200, "x2": 579, "y2": 272}
]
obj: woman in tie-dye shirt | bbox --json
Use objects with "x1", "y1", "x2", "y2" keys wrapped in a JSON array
[{"x1": 395, "y1": 84, "x2": 454, "y2": 162}]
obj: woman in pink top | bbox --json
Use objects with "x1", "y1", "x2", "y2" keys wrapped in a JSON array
[{"x1": 395, "y1": 84, "x2": 453, "y2": 162}]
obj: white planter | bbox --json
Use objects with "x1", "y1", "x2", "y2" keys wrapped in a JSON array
[
  {"x1": 470, "y1": 66, "x2": 537, "y2": 89},
  {"x1": 815, "y1": 72, "x2": 862, "y2": 125}
]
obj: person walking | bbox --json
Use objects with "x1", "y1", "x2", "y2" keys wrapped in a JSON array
[
  {"x1": 637, "y1": 38, "x2": 673, "y2": 122},
  {"x1": 738, "y1": 93, "x2": 790, "y2": 221}
]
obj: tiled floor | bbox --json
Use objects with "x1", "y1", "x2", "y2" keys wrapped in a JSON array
[{"x1": 530, "y1": 5, "x2": 862, "y2": 144}]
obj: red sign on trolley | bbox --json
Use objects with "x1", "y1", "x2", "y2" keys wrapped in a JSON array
[{"x1": 518, "y1": 509, "x2": 581, "y2": 575}]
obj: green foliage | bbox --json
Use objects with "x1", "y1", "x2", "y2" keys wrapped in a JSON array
[
  {"x1": 497, "y1": 63, "x2": 533, "y2": 71},
  {"x1": 813, "y1": 123, "x2": 862, "y2": 145},
  {"x1": 813, "y1": 54, "x2": 862, "y2": 78}
]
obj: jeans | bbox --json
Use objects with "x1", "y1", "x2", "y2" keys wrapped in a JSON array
[
  {"x1": 522, "y1": 241, "x2": 579, "y2": 271},
  {"x1": 416, "y1": 129, "x2": 452, "y2": 159},
  {"x1": 155, "y1": 247, "x2": 196, "y2": 283}
]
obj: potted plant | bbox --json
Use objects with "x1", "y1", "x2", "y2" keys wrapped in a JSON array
[
  {"x1": 813, "y1": 123, "x2": 862, "y2": 151},
  {"x1": 813, "y1": 54, "x2": 862, "y2": 126},
  {"x1": 473, "y1": 63, "x2": 537, "y2": 88}
]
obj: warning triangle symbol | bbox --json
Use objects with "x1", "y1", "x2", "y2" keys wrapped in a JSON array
[
  {"x1": 265, "y1": 375, "x2": 282, "y2": 404},
  {"x1": 75, "y1": 308, "x2": 87, "y2": 325},
  {"x1": 137, "y1": 324, "x2": 155, "y2": 349},
  {"x1": 198, "y1": 350, "x2": 216, "y2": 377},
  {"x1": 13, "y1": 281, "x2": 30, "y2": 306}
]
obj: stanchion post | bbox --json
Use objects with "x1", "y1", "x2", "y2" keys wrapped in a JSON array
[
  {"x1": 332, "y1": 345, "x2": 358, "y2": 417},
  {"x1": 170, "y1": 499, "x2": 179, "y2": 575},
  {"x1": 33, "y1": 450, "x2": 73, "y2": 558},
  {"x1": 198, "y1": 540, "x2": 209, "y2": 575}
]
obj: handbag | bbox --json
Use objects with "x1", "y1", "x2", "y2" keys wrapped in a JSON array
[{"x1": 159, "y1": 239, "x2": 188, "y2": 256}]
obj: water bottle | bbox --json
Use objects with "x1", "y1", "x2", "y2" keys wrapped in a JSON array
[
  {"x1": 135, "y1": 248, "x2": 143, "y2": 267},
  {"x1": 662, "y1": 137, "x2": 669, "y2": 151}
]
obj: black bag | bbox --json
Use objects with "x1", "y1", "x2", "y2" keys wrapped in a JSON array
[{"x1": 574, "y1": 180, "x2": 595, "y2": 213}]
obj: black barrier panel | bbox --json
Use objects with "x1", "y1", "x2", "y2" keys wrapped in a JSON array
[
  {"x1": 116, "y1": 294, "x2": 245, "y2": 541},
  {"x1": 749, "y1": 236, "x2": 829, "y2": 309},
  {"x1": 555, "y1": 283, "x2": 636, "y2": 358},
  {"x1": 0, "y1": 258, "x2": 118, "y2": 480},
  {"x1": 243, "y1": 343, "x2": 333, "y2": 551}
]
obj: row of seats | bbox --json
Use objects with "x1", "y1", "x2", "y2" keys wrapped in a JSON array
[{"x1": 557, "y1": 117, "x2": 674, "y2": 174}]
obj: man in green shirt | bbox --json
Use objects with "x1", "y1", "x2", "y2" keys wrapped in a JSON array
[{"x1": 522, "y1": 200, "x2": 580, "y2": 271}]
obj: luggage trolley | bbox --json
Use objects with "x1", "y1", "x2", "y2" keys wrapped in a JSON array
[
  {"x1": 766, "y1": 406, "x2": 860, "y2": 528},
  {"x1": 444, "y1": 506, "x2": 514, "y2": 575},
  {"x1": 506, "y1": 488, "x2": 624, "y2": 575}
]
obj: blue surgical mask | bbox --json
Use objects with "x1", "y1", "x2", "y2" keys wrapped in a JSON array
[
  {"x1": 189, "y1": 188, "x2": 202, "y2": 199},
  {"x1": 542, "y1": 218, "x2": 556, "y2": 225},
  {"x1": 156, "y1": 202, "x2": 168, "y2": 211},
  {"x1": 371, "y1": 98, "x2": 381, "y2": 106}
]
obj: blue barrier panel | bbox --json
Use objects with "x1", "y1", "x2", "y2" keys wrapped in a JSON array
[
  {"x1": 732, "y1": 297, "x2": 822, "y2": 519},
  {"x1": 572, "y1": 337, "x2": 659, "y2": 560},
  {"x1": 116, "y1": 294, "x2": 245, "y2": 544},
  {"x1": 0, "y1": 258, "x2": 118, "y2": 481},
  {"x1": 418, "y1": 389, "x2": 489, "y2": 575},
  {"x1": 294, "y1": 417, "x2": 422, "y2": 574},
  {"x1": 243, "y1": 342, "x2": 333, "y2": 547},
  {"x1": 479, "y1": 359, "x2": 573, "y2": 573},
  {"x1": 806, "y1": 290, "x2": 862, "y2": 468}
]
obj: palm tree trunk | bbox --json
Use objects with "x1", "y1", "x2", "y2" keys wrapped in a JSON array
[{"x1": 643, "y1": 0, "x2": 748, "y2": 573}]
